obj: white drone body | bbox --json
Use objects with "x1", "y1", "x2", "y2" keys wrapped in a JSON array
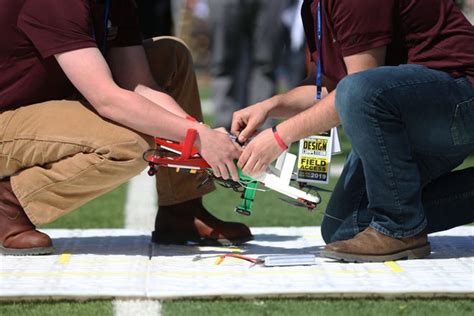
[{"x1": 254, "y1": 151, "x2": 321, "y2": 205}]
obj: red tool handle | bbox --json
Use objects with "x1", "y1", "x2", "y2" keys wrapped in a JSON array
[{"x1": 181, "y1": 129, "x2": 197, "y2": 159}]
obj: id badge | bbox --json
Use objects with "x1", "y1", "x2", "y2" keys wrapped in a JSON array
[{"x1": 296, "y1": 129, "x2": 334, "y2": 184}]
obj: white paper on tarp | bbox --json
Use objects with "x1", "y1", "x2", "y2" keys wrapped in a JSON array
[{"x1": 0, "y1": 226, "x2": 473, "y2": 299}]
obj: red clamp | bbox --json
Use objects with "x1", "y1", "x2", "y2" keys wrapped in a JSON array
[{"x1": 147, "y1": 129, "x2": 210, "y2": 170}]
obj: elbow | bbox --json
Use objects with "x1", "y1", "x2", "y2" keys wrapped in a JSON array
[
  {"x1": 93, "y1": 96, "x2": 113, "y2": 118},
  {"x1": 91, "y1": 87, "x2": 129, "y2": 119}
]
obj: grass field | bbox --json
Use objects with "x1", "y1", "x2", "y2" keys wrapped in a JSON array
[
  {"x1": 1, "y1": 121, "x2": 473, "y2": 315},
  {"x1": 1, "y1": 298, "x2": 474, "y2": 316}
]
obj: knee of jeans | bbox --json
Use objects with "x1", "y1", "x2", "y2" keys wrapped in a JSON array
[
  {"x1": 335, "y1": 71, "x2": 382, "y2": 126},
  {"x1": 102, "y1": 132, "x2": 153, "y2": 173}
]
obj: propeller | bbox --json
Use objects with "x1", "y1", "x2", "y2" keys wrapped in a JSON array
[{"x1": 212, "y1": 176, "x2": 246, "y2": 192}]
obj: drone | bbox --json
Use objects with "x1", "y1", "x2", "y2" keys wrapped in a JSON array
[{"x1": 143, "y1": 128, "x2": 324, "y2": 215}]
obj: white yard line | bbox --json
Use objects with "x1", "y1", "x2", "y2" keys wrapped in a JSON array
[
  {"x1": 113, "y1": 300, "x2": 161, "y2": 316},
  {"x1": 124, "y1": 169, "x2": 158, "y2": 230},
  {"x1": 115, "y1": 170, "x2": 161, "y2": 315}
]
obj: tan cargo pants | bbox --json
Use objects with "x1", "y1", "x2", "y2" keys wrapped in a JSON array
[{"x1": 0, "y1": 36, "x2": 215, "y2": 226}]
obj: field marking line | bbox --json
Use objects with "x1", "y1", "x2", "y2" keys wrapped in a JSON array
[
  {"x1": 114, "y1": 170, "x2": 161, "y2": 315},
  {"x1": 0, "y1": 266, "x2": 391, "y2": 278},
  {"x1": 124, "y1": 169, "x2": 158, "y2": 230},
  {"x1": 113, "y1": 300, "x2": 161, "y2": 316}
]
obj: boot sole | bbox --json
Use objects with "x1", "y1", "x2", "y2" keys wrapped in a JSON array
[
  {"x1": 320, "y1": 243, "x2": 431, "y2": 263},
  {"x1": 0, "y1": 245, "x2": 54, "y2": 256},
  {"x1": 151, "y1": 231, "x2": 254, "y2": 247}
]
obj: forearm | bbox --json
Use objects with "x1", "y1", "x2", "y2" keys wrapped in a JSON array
[
  {"x1": 95, "y1": 86, "x2": 241, "y2": 180},
  {"x1": 96, "y1": 87, "x2": 202, "y2": 142},
  {"x1": 277, "y1": 90, "x2": 340, "y2": 145},
  {"x1": 107, "y1": 46, "x2": 191, "y2": 119},
  {"x1": 134, "y1": 84, "x2": 189, "y2": 118},
  {"x1": 55, "y1": 46, "x2": 226, "y2": 164}
]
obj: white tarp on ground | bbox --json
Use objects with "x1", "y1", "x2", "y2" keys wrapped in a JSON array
[{"x1": 0, "y1": 226, "x2": 473, "y2": 299}]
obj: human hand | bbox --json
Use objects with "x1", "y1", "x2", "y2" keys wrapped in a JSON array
[
  {"x1": 231, "y1": 102, "x2": 270, "y2": 144},
  {"x1": 237, "y1": 128, "x2": 285, "y2": 178},
  {"x1": 197, "y1": 126, "x2": 242, "y2": 181}
]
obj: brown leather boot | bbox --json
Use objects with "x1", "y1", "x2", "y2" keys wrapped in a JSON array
[
  {"x1": 152, "y1": 198, "x2": 253, "y2": 246},
  {"x1": 0, "y1": 178, "x2": 53, "y2": 255},
  {"x1": 320, "y1": 227, "x2": 430, "y2": 262}
]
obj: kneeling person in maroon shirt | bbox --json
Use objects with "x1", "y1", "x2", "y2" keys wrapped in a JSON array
[
  {"x1": 231, "y1": 0, "x2": 474, "y2": 262},
  {"x1": 0, "y1": 0, "x2": 252, "y2": 255}
]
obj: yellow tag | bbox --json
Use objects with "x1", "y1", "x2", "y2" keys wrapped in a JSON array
[{"x1": 296, "y1": 130, "x2": 333, "y2": 184}]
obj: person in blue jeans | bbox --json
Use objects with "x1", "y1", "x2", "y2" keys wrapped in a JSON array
[{"x1": 230, "y1": 0, "x2": 474, "y2": 262}]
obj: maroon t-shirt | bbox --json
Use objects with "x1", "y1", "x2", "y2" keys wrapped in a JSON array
[
  {"x1": 0, "y1": 0, "x2": 142, "y2": 111},
  {"x1": 301, "y1": 0, "x2": 474, "y2": 85}
]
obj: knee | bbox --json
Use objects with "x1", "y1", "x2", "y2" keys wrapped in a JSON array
[
  {"x1": 335, "y1": 69, "x2": 387, "y2": 126},
  {"x1": 162, "y1": 37, "x2": 193, "y2": 69},
  {"x1": 144, "y1": 37, "x2": 194, "y2": 76},
  {"x1": 336, "y1": 72, "x2": 369, "y2": 123},
  {"x1": 101, "y1": 131, "x2": 153, "y2": 176}
]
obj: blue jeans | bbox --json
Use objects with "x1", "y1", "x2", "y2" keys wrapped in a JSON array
[{"x1": 322, "y1": 64, "x2": 474, "y2": 243}]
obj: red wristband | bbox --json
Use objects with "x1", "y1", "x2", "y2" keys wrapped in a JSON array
[{"x1": 272, "y1": 125, "x2": 288, "y2": 150}]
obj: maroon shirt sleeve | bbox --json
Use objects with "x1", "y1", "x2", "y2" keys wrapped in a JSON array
[
  {"x1": 17, "y1": 0, "x2": 97, "y2": 58},
  {"x1": 329, "y1": 0, "x2": 395, "y2": 56}
]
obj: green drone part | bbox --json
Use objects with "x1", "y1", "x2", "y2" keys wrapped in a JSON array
[{"x1": 234, "y1": 168, "x2": 258, "y2": 216}]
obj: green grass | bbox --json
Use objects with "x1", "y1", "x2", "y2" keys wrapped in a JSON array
[
  {"x1": 1, "y1": 298, "x2": 473, "y2": 316},
  {"x1": 457, "y1": 154, "x2": 474, "y2": 170},
  {"x1": 0, "y1": 300, "x2": 112, "y2": 316},
  {"x1": 163, "y1": 298, "x2": 474, "y2": 316}
]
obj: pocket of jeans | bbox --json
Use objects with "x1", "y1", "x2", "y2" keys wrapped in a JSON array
[{"x1": 451, "y1": 98, "x2": 474, "y2": 145}]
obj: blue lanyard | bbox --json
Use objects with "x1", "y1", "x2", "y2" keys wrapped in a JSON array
[
  {"x1": 315, "y1": 0, "x2": 322, "y2": 101},
  {"x1": 91, "y1": 0, "x2": 111, "y2": 54}
]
